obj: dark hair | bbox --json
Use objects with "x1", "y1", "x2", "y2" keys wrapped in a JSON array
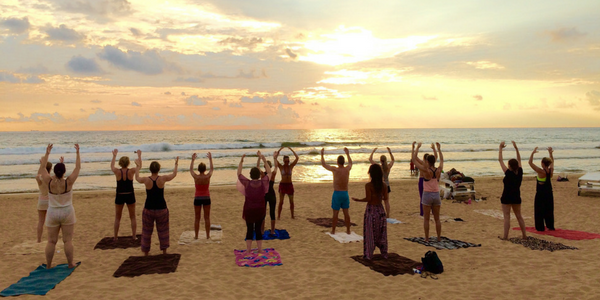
[
  {"x1": 149, "y1": 161, "x2": 161, "y2": 174},
  {"x1": 380, "y1": 155, "x2": 388, "y2": 174},
  {"x1": 369, "y1": 164, "x2": 384, "y2": 194},
  {"x1": 508, "y1": 159, "x2": 519, "y2": 172},
  {"x1": 426, "y1": 155, "x2": 436, "y2": 166},
  {"x1": 283, "y1": 155, "x2": 290, "y2": 161},
  {"x1": 198, "y1": 162, "x2": 206, "y2": 173},
  {"x1": 250, "y1": 167, "x2": 261, "y2": 179},
  {"x1": 119, "y1": 156, "x2": 130, "y2": 168},
  {"x1": 46, "y1": 162, "x2": 52, "y2": 173},
  {"x1": 541, "y1": 157, "x2": 552, "y2": 168},
  {"x1": 54, "y1": 163, "x2": 66, "y2": 178},
  {"x1": 423, "y1": 153, "x2": 429, "y2": 161},
  {"x1": 337, "y1": 155, "x2": 345, "y2": 165}
]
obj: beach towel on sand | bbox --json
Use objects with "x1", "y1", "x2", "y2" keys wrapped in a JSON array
[
  {"x1": 404, "y1": 237, "x2": 481, "y2": 250},
  {"x1": 0, "y1": 262, "x2": 80, "y2": 296},
  {"x1": 307, "y1": 218, "x2": 357, "y2": 228},
  {"x1": 512, "y1": 227, "x2": 600, "y2": 240},
  {"x1": 178, "y1": 229, "x2": 223, "y2": 245},
  {"x1": 507, "y1": 236, "x2": 577, "y2": 252},
  {"x1": 326, "y1": 232, "x2": 363, "y2": 243},
  {"x1": 261, "y1": 229, "x2": 290, "y2": 240},
  {"x1": 351, "y1": 253, "x2": 422, "y2": 276},
  {"x1": 4, "y1": 240, "x2": 64, "y2": 255},
  {"x1": 234, "y1": 248, "x2": 282, "y2": 267},
  {"x1": 94, "y1": 235, "x2": 142, "y2": 250},
  {"x1": 474, "y1": 209, "x2": 531, "y2": 220},
  {"x1": 113, "y1": 254, "x2": 181, "y2": 277}
]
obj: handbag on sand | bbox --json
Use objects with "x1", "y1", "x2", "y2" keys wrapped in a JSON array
[{"x1": 421, "y1": 251, "x2": 444, "y2": 274}]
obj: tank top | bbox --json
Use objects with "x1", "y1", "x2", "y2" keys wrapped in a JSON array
[
  {"x1": 423, "y1": 167, "x2": 439, "y2": 192},
  {"x1": 194, "y1": 183, "x2": 210, "y2": 197},
  {"x1": 145, "y1": 177, "x2": 167, "y2": 210},
  {"x1": 116, "y1": 169, "x2": 134, "y2": 194},
  {"x1": 48, "y1": 179, "x2": 73, "y2": 208}
]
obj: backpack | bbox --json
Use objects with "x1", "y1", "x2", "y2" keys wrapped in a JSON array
[{"x1": 421, "y1": 251, "x2": 444, "y2": 274}]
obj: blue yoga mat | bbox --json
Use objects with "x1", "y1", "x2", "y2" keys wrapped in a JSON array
[
  {"x1": 0, "y1": 262, "x2": 80, "y2": 297},
  {"x1": 246, "y1": 229, "x2": 291, "y2": 241}
]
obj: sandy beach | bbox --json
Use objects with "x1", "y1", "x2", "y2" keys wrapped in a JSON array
[{"x1": 1, "y1": 174, "x2": 599, "y2": 300}]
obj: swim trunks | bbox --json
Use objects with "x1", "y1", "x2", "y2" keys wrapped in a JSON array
[{"x1": 331, "y1": 191, "x2": 350, "y2": 210}]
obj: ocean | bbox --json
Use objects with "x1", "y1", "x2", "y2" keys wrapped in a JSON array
[{"x1": 1, "y1": 128, "x2": 599, "y2": 194}]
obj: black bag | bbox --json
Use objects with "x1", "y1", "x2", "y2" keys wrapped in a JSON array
[{"x1": 421, "y1": 251, "x2": 444, "y2": 274}]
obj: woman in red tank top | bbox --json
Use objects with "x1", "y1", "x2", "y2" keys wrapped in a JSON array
[{"x1": 190, "y1": 152, "x2": 214, "y2": 240}]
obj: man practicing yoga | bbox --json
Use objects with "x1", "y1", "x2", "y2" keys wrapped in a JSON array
[
  {"x1": 321, "y1": 147, "x2": 352, "y2": 235},
  {"x1": 275, "y1": 147, "x2": 299, "y2": 219}
]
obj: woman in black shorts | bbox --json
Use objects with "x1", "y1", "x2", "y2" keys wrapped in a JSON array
[
  {"x1": 111, "y1": 149, "x2": 138, "y2": 241},
  {"x1": 259, "y1": 151, "x2": 278, "y2": 235},
  {"x1": 498, "y1": 141, "x2": 527, "y2": 240}
]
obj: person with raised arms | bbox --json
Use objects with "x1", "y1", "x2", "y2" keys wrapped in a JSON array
[
  {"x1": 38, "y1": 144, "x2": 81, "y2": 269},
  {"x1": 135, "y1": 151, "x2": 178, "y2": 256},
  {"x1": 498, "y1": 141, "x2": 527, "y2": 240},
  {"x1": 412, "y1": 142, "x2": 443, "y2": 242},
  {"x1": 111, "y1": 149, "x2": 138, "y2": 241},
  {"x1": 258, "y1": 152, "x2": 278, "y2": 235},
  {"x1": 190, "y1": 152, "x2": 214, "y2": 240},
  {"x1": 321, "y1": 147, "x2": 352, "y2": 235},
  {"x1": 369, "y1": 147, "x2": 395, "y2": 217},
  {"x1": 275, "y1": 147, "x2": 299, "y2": 220},
  {"x1": 412, "y1": 142, "x2": 437, "y2": 216},
  {"x1": 35, "y1": 155, "x2": 63, "y2": 243},
  {"x1": 529, "y1": 146, "x2": 555, "y2": 231}
]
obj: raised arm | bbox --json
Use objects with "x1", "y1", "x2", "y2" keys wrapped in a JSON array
[
  {"x1": 237, "y1": 154, "x2": 245, "y2": 176},
  {"x1": 412, "y1": 142, "x2": 426, "y2": 171},
  {"x1": 162, "y1": 157, "x2": 179, "y2": 182},
  {"x1": 345, "y1": 147, "x2": 352, "y2": 170},
  {"x1": 134, "y1": 150, "x2": 147, "y2": 184},
  {"x1": 38, "y1": 144, "x2": 53, "y2": 182},
  {"x1": 320, "y1": 148, "x2": 333, "y2": 171},
  {"x1": 436, "y1": 143, "x2": 443, "y2": 176},
  {"x1": 190, "y1": 153, "x2": 199, "y2": 179},
  {"x1": 528, "y1": 147, "x2": 544, "y2": 175},
  {"x1": 369, "y1": 148, "x2": 377, "y2": 164},
  {"x1": 207, "y1": 152, "x2": 214, "y2": 177},
  {"x1": 111, "y1": 149, "x2": 119, "y2": 173},
  {"x1": 548, "y1": 147, "x2": 554, "y2": 177},
  {"x1": 387, "y1": 147, "x2": 395, "y2": 169},
  {"x1": 431, "y1": 143, "x2": 438, "y2": 162},
  {"x1": 67, "y1": 144, "x2": 81, "y2": 184},
  {"x1": 272, "y1": 151, "x2": 279, "y2": 177},
  {"x1": 289, "y1": 147, "x2": 299, "y2": 167},
  {"x1": 274, "y1": 148, "x2": 282, "y2": 167},
  {"x1": 260, "y1": 151, "x2": 272, "y2": 175},
  {"x1": 498, "y1": 141, "x2": 508, "y2": 173},
  {"x1": 513, "y1": 141, "x2": 522, "y2": 168}
]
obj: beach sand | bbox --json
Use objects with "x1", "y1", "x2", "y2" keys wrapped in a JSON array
[{"x1": 1, "y1": 175, "x2": 599, "y2": 299}]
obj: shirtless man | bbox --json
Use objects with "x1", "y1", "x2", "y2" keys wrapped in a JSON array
[
  {"x1": 321, "y1": 147, "x2": 352, "y2": 235},
  {"x1": 275, "y1": 147, "x2": 299, "y2": 219}
]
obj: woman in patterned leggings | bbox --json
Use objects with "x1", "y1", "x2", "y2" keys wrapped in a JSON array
[{"x1": 134, "y1": 150, "x2": 178, "y2": 256}]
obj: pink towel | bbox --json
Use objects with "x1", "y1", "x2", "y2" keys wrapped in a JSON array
[
  {"x1": 513, "y1": 227, "x2": 600, "y2": 240},
  {"x1": 234, "y1": 248, "x2": 282, "y2": 267}
]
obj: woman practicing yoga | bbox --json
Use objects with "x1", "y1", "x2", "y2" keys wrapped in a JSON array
[
  {"x1": 412, "y1": 142, "x2": 443, "y2": 242},
  {"x1": 352, "y1": 164, "x2": 390, "y2": 260},
  {"x1": 111, "y1": 149, "x2": 137, "y2": 241},
  {"x1": 38, "y1": 144, "x2": 80, "y2": 269},
  {"x1": 258, "y1": 152, "x2": 278, "y2": 235},
  {"x1": 190, "y1": 152, "x2": 214, "y2": 240},
  {"x1": 275, "y1": 147, "x2": 299, "y2": 219},
  {"x1": 498, "y1": 141, "x2": 527, "y2": 240},
  {"x1": 35, "y1": 156, "x2": 62, "y2": 243},
  {"x1": 529, "y1": 146, "x2": 555, "y2": 231},
  {"x1": 237, "y1": 151, "x2": 272, "y2": 255},
  {"x1": 135, "y1": 151, "x2": 178, "y2": 256},
  {"x1": 412, "y1": 142, "x2": 437, "y2": 216},
  {"x1": 369, "y1": 147, "x2": 395, "y2": 194}
]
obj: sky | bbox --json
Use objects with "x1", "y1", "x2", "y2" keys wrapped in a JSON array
[{"x1": 0, "y1": 0, "x2": 599, "y2": 131}]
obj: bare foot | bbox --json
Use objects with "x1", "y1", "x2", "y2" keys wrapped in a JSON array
[
  {"x1": 68, "y1": 263, "x2": 77, "y2": 269},
  {"x1": 498, "y1": 236, "x2": 508, "y2": 240},
  {"x1": 113, "y1": 237, "x2": 118, "y2": 242},
  {"x1": 132, "y1": 236, "x2": 137, "y2": 241},
  {"x1": 46, "y1": 264, "x2": 53, "y2": 269},
  {"x1": 346, "y1": 230, "x2": 351, "y2": 235},
  {"x1": 330, "y1": 230, "x2": 336, "y2": 235},
  {"x1": 143, "y1": 251, "x2": 149, "y2": 257},
  {"x1": 162, "y1": 249, "x2": 167, "y2": 255},
  {"x1": 521, "y1": 236, "x2": 527, "y2": 240}
]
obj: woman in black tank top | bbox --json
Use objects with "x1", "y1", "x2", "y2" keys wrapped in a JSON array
[
  {"x1": 111, "y1": 149, "x2": 138, "y2": 241},
  {"x1": 258, "y1": 152, "x2": 279, "y2": 235}
]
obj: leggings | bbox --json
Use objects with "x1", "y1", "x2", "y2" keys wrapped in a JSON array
[
  {"x1": 418, "y1": 177, "x2": 424, "y2": 216},
  {"x1": 265, "y1": 195, "x2": 276, "y2": 220},
  {"x1": 141, "y1": 208, "x2": 169, "y2": 252},
  {"x1": 246, "y1": 219, "x2": 264, "y2": 240}
]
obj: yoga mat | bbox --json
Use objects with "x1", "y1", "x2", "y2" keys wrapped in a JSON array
[
  {"x1": 507, "y1": 236, "x2": 578, "y2": 251},
  {"x1": 351, "y1": 253, "x2": 422, "y2": 276},
  {"x1": 0, "y1": 262, "x2": 80, "y2": 296},
  {"x1": 5, "y1": 240, "x2": 64, "y2": 255},
  {"x1": 512, "y1": 227, "x2": 600, "y2": 240},
  {"x1": 178, "y1": 229, "x2": 223, "y2": 245},
  {"x1": 404, "y1": 236, "x2": 481, "y2": 250},
  {"x1": 326, "y1": 231, "x2": 363, "y2": 243},
  {"x1": 233, "y1": 248, "x2": 282, "y2": 267},
  {"x1": 94, "y1": 235, "x2": 142, "y2": 250},
  {"x1": 307, "y1": 218, "x2": 357, "y2": 228},
  {"x1": 113, "y1": 254, "x2": 181, "y2": 277}
]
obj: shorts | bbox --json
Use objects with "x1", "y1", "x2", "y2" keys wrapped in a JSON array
[
  {"x1": 45, "y1": 206, "x2": 76, "y2": 227},
  {"x1": 279, "y1": 182, "x2": 294, "y2": 195},
  {"x1": 38, "y1": 195, "x2": 49, "y2": 211},
  {"x1": 194, "y1": 196, "x2": 211, "y2": 206},
  {"x1": 421, "y1": 191, "x2": 441, "y2": 206},
  {"x1": 115, "y1": 193, "x2": 136, "y2": 205},
  {"x1": 331, "y1": 191, "x2": 350, "y2": 210}
]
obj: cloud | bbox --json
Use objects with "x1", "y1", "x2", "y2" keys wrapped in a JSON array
[
  {"x1": 181, "y1": 92, "x2": 186, "y2": 96},
  {"x1": 422, "y1": 95, "x2": 438, "y2": 101},
  {"x1": 276, "y1": 104, "x2": 299, "y2": 119},
  {"x1": 175, "y1": 77, "x2": 203, "y2": 83},
  {"x1": 279, "y1": 95, "x2": 296, "y2": 104},
  {"x1": 164, "y1": 91, "x2": 171, "y2": 95},
  {"x1": 212, "y1": 107, "x2": 220, "y2": 110},
  {"x1": 240, "y1": 96, "x2": 272, "y2": 103},
  {"x1": 586, "y1": 90, "x2": 600, "y2": 107},
  {"x1": 17, "y1": 64, "x2": 49, "y2": 74},
  {"x1": 131, "y1": 101, "x2": 141, "y2": 106},
  {"x1": 229, "y1": 102, "x2": 243, "y2": 108},
  {"x1": 466, "y1": 61, "x2": 505, "y2": 70},
  {"x1": 218, "y1": 37, "x2": 264, "y2": 49},
  {"x1": 129, "y1": 27, "x2": 142, "y2": 36},
  {"x1": 44, "y1": 24, "x2": 85, "y2": 41},
  {"x1": 0, "y1": 17, "x2": 30, "y2": 34},
  {"x1": 97, "y1": 45, "x2": 181, "y2": 75},
  {"x1": 0, "y1": 72, "x2": 21, "y2": 83},
  {"x1": 240, "y1": 94, "x2": 296, "y2": 104},
  {"x1": 23, "y1": 76, "x2": 45, "y2": 84},
  {"x1": 88, "y1": 108, "x2": 117, "y2": 122},
  {"x1": 285, "y1": 48, "x2": 298, "y2": 59},
  {"x1": 80, "y1": 108, "x2": 86, "y2": 112},
  {"x1": 0, "y1": 112, "x2": 65, "y2": 123},
  {"x1": 473, "y1": 95, "x2": 483, "y2": 101},
  {"x1": 184, "y1": 95, "x2": 208, "y2": 106},
  {"x1": 555, "y1": 99, "x2": 575, "y2": 109},
  {"x1": 66, "y1": 55, "x2": 103, "y2": 74},
  {"x1": 50, "y1": 0, "x2": 133, "y2": 21},
  {"x1": 547, "y1": 27, "x2": 586, "y2": 42},
  {"x1": 91, "y1": 99, "x2": 101, "y2": 103}
]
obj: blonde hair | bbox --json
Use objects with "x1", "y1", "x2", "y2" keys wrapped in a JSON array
[
  {"x1": 541, "y1": 157, "x2": 553, "y2": 168},
  {"x1": 118, "y1": 156, "x2": 130, "y2": 168}
]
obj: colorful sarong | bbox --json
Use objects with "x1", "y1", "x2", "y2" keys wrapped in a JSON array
[{"x1": 141, "y1": 208, "x2": 169, "y2": 252}]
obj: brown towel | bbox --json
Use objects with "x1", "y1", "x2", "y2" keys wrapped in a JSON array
[
  {"x1": 351, "y1": 253, "x2": 422, "y2": 276},
  {"x1": 307, "y1": 218, "x2": 357, "y2": 228},
  {"x1": 113, "y1": 254, "x2": 181, "y2": 277},
  {"x1": 94, "y1": 235, "x2": 142, "y2": 250},
  {"x1": 507, "y1": 236, "x2": 577, "y2": 252}
]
